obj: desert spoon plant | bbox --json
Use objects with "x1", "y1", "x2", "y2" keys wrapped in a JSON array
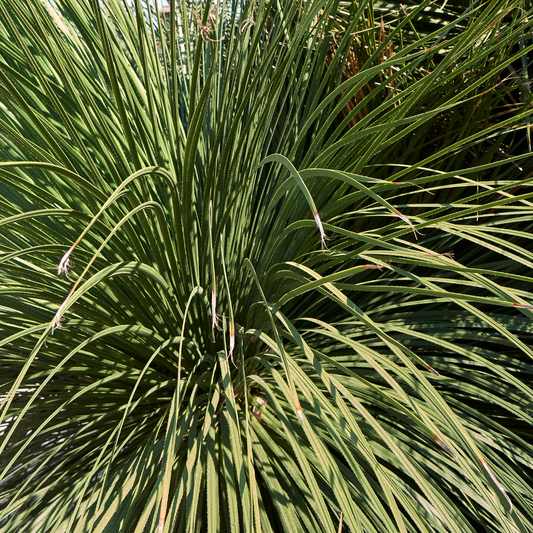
[{"x1": 1, "y1": 0, "x2": 533, "y2": 531}]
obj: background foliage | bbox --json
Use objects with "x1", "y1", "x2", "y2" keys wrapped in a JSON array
[{"x1": 1, "y1": 0, "x2": 533, "y2": 531}]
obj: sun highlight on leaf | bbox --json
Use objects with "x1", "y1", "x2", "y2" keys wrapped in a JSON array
[{"x1": 1, "y1": 0, "x2": 533, "y2": 532}]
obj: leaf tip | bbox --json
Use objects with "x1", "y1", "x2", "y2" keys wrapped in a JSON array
[
  {"x1": 427, "y1": 364, "x2": 440, "y2": 377},
  {"x1": 313, "y1": 209, "x2": 327, "y2": 250},
  {"x1": 364, "y1": 264, "x2": 383, "y2": 270},
  {"x1": 252, "y1": 406, "x2": 262, "y2": 422},
  {"x1": 229, "y1": 325, "x2": 235, "y2": 358},
  {"x1": 51, "y1": 312, "x2": 62, "y2": 335},
  {"x1": 58, "y1": 250, "x2": 71, "y2": 276},
  {"x1": 512, "y1": 302, "x2": 533, "y2": 309},
  {"x1": 433, "y1": 434, "x2": 455, "y2": 457},
  {"x1": 393, "y1": 208, "x2": 422, "y2": 240}
]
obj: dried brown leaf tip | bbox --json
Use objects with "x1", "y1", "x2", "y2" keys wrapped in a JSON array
[
  {"x1": 393, "y1": 209, "x2": 422, "y2": 240},
  {"x1": 313, "y1": 209, "x2": 327, "y2": 250},
  {"x1": 51, "y1": 311, "x2": 63, "y2": 334},
  {"x1": 57, "y1": 252, "x2": 71, "y2": 276},
  {"x1": 252, "y1": 406, "x2": 262, "y2": 423},
  {"x1": 427, "y1": 364, "x2": 440, "y2": 377},
  {"x1": 512, "y1": 302, "x2": 533, "y2": 309},
  {"x1": 229, "y1": 324, "x2": 235, "y2": 360},
  {"x1": 51, "y1": 288, "x2": 75, "y2": 334},
  {"x1": 58, "y1": 237, "x2": 83, "y2": 276},
  {"x1": 433, "y1": 434, "x2": 456, "y2": 457},
  {"x1": 363, "y1": 264, "x2": 383, "y2": 270},
  {"x1": 194, "y1": 9, "x2": 222, "y2": 42}
]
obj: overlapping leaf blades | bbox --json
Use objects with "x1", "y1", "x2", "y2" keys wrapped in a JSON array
[{"x1": 0, "y1": 0, "x2": 533, "y2": 531}]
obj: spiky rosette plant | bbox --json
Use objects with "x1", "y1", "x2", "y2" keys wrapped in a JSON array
[{"x1": 1, "y1": 0, "x2": 533, "y2": 531}]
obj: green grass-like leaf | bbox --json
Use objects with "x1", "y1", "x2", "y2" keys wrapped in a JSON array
[{"x1": 1, "y1": 0, "x2": 533, "y2": 531}]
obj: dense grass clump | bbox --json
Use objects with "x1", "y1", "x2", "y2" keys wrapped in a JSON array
[{"x1": 1, "y1": 0, "x2": 533, "y2": 531}]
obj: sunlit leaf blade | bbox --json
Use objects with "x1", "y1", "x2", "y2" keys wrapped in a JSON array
[{"x1": 1, "y1": 0, "x2": 533, "y2": 531}]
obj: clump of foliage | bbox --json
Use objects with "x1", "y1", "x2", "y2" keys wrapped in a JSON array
[{"x1": 1, "y1": 0, "x2": 533, "y2": 531}]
